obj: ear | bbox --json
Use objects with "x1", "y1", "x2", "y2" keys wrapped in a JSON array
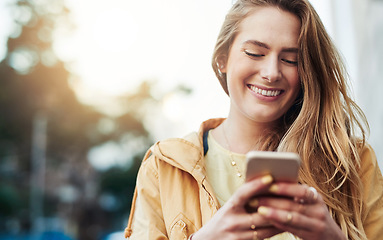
[{"x1": 217, "y1": 56, "x2": 227, "y2": 73}]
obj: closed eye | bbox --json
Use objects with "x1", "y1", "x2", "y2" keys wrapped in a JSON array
[
  {"x1": 282, "y1": 59, "x2": 298, "y2": 65},
  {"x1": 244, "y1": 50, "x2": 264, "y2": 58}
]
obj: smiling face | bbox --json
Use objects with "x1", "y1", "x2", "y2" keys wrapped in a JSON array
[{"x1": 220, "y1": 6, "x2": 301, "y2": 127}]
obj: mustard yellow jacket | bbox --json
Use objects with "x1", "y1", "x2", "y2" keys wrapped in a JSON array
[{"x1": 125, "y1": 118, "x2": 383, "y2": 240}]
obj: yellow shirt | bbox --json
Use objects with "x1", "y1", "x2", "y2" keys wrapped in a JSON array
[
  {"x1": 205, "y1": 131, "x2": 299, "y2": 240},
  {"x1": 205, "y1": 131, "x2": 246, "y2": 205}
]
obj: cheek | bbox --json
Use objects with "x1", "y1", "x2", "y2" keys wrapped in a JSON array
[
  {"x1": 227, "y1": 64, "x2": 249, "y2": 87},
  {"x1": 287, "y1": 69, "x2": 300, "y2": 90}
]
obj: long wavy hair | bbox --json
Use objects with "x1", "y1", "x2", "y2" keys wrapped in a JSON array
[{"x1": 212, "y1": 1, "x2": 369, "y2": 239}]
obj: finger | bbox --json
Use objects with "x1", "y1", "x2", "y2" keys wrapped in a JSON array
[
  {"x1": 305, "y1": 187, "x2": 319, "y2": 203},
  {"x1": 293, "y1": 186, "x2": 319, "y2": 204},
  {"x1": 233, "y1": 213, "x2": 274, "y2": 231},
  {"x1": 257, "y1": 196, "x2": 312, "y2": 216},
  {"x1": 268, "y1": 183, "x2": 322, "y2": 204},
  {"x1": 228, "y1": 175, "x2": 274, "y2": 210},
  {"x1": 258, "y1": 206, "x2": 321, "y2": 231}
]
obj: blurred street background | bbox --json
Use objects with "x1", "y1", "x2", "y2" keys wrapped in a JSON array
[{"x1": 0, "y1": 0, "x2": 382, "y2": 239}]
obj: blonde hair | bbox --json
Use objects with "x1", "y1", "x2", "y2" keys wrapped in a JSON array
[{"x1": 212, "y1": 1, "x2": 369, "y2": 239}]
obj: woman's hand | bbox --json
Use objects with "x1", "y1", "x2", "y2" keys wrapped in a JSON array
[
  {"x1": 256, "y1": 183, "x2": 347, "y2": 240},
  {"x1": 191, "y1": 175, "x2": 283, "y2": 240}
]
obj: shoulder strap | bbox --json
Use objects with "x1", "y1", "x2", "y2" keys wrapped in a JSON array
[{"x1": 203, "y1": 130, "x2": 210, "y2": 155}]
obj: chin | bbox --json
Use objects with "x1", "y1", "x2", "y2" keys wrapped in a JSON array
[{"x1": 248, "y1": 114, "x2": 282, "y2": 124}]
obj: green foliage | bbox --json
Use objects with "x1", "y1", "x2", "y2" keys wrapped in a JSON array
[{"x1": 0, "y1": 183, "x2": 21, "y2": 216}]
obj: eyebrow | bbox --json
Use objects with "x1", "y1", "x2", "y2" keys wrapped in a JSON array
[{"x1": 243, "y1": 40, "x2": 298, "y2": 53}]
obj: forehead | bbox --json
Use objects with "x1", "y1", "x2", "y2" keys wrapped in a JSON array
[{"x1": 236, "y1": 6, "x2": 301, "y2": 48}]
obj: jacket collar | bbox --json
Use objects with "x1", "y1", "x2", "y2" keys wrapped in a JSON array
[{"x1": 150, "y1": 118, "x2": 225, "y2": 183}]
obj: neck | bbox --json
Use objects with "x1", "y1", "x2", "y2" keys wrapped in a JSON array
[{"x1": 212, "y1": 115, "x2": 279, "y2": 154}]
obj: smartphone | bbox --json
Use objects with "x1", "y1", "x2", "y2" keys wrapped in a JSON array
[{"x1": 245, "y1": 151, "x2": 301, "y2": 182}]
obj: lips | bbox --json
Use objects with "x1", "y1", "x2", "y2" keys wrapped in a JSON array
[{"x1": 247, "y1": 84, "x2": 283, "y2": 97}]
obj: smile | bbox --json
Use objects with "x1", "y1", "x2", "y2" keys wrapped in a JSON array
[{"x1": 248, "y1": 85, "x2": 282, "y2": 97}]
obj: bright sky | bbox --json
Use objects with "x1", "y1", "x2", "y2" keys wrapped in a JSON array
[{"x1": 54, "y1": 0, "x2": 232, "y2": 119}]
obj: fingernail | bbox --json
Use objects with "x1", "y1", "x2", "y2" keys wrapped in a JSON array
[
  {"x1": 261, "y1": 175, "x2": 273, "y2": 184},
  {"x1": 258, "y1": 206, "x2": 270, "y2": 216},
  {"x1": 248, "y1": 198, "x2": 259, "y2": 208},
  {"x1": 269, "y1": 184, "x2": 279, "y2": 193}
]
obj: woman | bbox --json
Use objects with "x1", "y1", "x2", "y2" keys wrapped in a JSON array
[{"x1": 125, "y1": 0, "x2": 383, "y2": 239}]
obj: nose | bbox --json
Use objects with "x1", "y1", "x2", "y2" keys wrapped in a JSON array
[{"x1": 260, "y1": 56, "x2": 281, "y2": 82}]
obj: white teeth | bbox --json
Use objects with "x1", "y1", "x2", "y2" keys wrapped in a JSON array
[{"x1": 249, "y1": 86, "x2": 281, "y2": 97}]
